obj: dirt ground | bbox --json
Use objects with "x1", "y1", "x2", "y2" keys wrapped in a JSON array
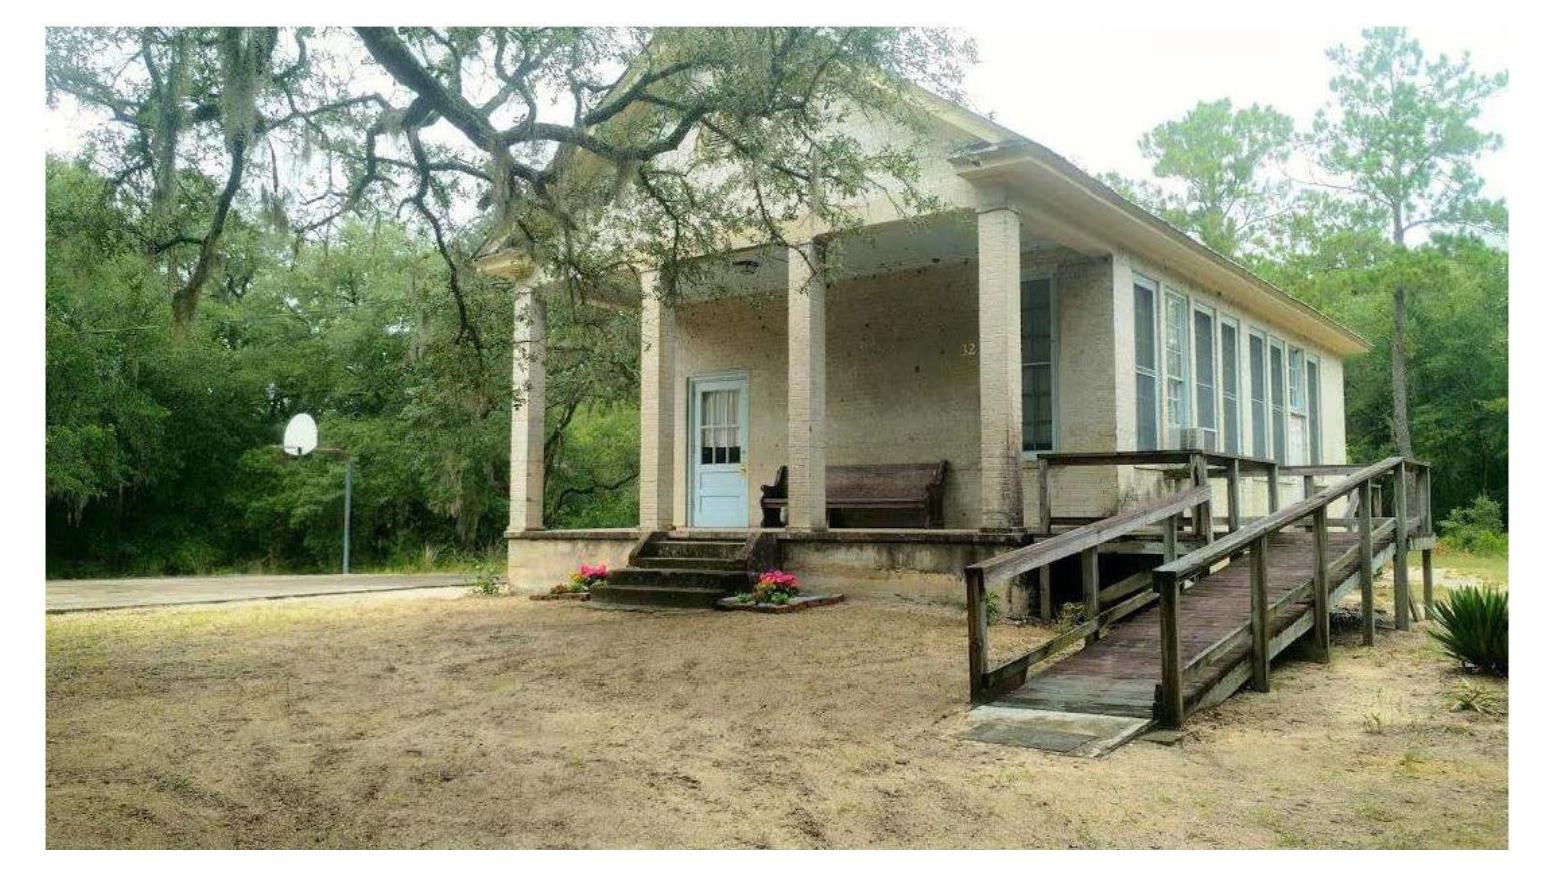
[{"x1": 46, "y1": 577, "x2": 1507, "y2": 849}]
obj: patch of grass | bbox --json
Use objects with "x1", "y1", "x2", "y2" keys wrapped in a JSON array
[
  {"x1": 1433, "y1": 548, "x2": 1508, "y2": 587},
  {"x1": 1446, "y1": 679, "x2": 1506, "y2": 717}
]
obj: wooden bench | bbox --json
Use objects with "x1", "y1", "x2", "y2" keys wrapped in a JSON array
[{"x1": 760, "y1": 461, "x2": 948, "y2": 528}]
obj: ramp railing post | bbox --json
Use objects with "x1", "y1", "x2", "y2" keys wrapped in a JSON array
[
  {"x1": 1081, "y1": 546, "x2": 1100, "y2": 648},
  {"x1": 965, "y1": 566, "x2": 987, "y2": 702},
  {"x1": 1393, "y1": 464, "x2": 1411, "y2": 631},
  {"x1": 1267, "y1": 464, "x2": 1280, "y2": 513},
  {"x1": 1037, "y1": 565, "x2": 1053, "y2": 622},
  {"x1": 1359, "y1": 478, "x2": 1376, "y2": 646},
  {"x1": 1312, "y1": 505, "x2": 1331, "y2": 664},
  {"x1": 1226, "y1": 458, "x2": 1241, "y2": 533},
  {"x1": 1156, "y1": 569, "x2": 1184, "y2": 728},
  {"x1": 1037, "y1": 456, "x2": 1052, "y2": 535},
  {"x1": 1249, "y1": 537, "x2": 1270, "y2": 691}
]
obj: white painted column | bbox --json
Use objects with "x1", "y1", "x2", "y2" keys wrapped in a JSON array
[
  {"x1": 977, "y1": 196, "x2": 1025, "y2": 530},
  {"x1": 787, "y1": 241, "x2": 828, "y2": 530},
  {"x1": 639, "y1": 271, "x2": 677, "y2": 530},
  {"x1": 509, "y1": 286, "x2": 547, "y2": 531}
]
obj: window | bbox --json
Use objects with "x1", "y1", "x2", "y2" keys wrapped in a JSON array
[
  {"x1": 1269, "y1": 339, "x2": 1287, "y2": 464},
  {"x1": 1306, "y1": 357, "x2": 1322, "y2": 464},
  {"x1": 1020, "y1": 276, "x2": 1056, "y2": 453},
  {"x1": 698, "y1": 388, "x2": 742, "y2": 465},
  {"x1": 1134, "y1": 280, "x2": 1160, "y2": 450},
  {"x1": 1249, "y1": 331, "x2": 1268, "y2": 459},
  {"x1": 1288, "y1": 346, "x2": 1308, "y2": 463},
  {"x1": 1220, "y1": 318, "x2": 1241, "y2": 455},
  {"x1": 1193, "y1": 305, "x2": 1217, "y2": 450},
  {"x1": 1163, "y1": 291, "x2": 1191, "y2": 447}
]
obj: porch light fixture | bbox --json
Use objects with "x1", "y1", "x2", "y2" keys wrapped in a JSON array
[{"x1": 731, "y1": 258, "x2": 760, "y2": 275}]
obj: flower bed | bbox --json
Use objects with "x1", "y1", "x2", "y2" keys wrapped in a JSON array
[
  {"x1": 719, "y1": 569, "x2": 843, "y2": 612},
  {"x1": 530, "y1": 562, "x2": 609, "y2": 602}
]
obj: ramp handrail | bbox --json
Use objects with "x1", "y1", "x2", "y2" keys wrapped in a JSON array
[
  {"x1": 964, "y1": 484, "x2": 1212, "y2": 702},
  {"x1": 1149, "y1": 456, "x2": 1431, "y2": 728}
]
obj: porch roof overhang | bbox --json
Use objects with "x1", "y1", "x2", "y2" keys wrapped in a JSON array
[{"x1": 949, "y1": 139, "x2": 1373, "y2": 357}]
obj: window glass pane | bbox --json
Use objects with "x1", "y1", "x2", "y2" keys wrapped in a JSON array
[
  {"x1": 1220, "y1": 321, "x2": 1240, "y2": 454},
  {"x1": 1134, "y1": 284, "x2": 1156, "y2": 370},
  {"x1": 1289, "y1": 348, "x2": 1305, "y2": 411},
  {"x1": 1310, "y1": 371, "x2": 1322, "y2": 454},
  {"x1": 1020, "y1": 277, "x2": 1055, "y2": 453},
  {"x1": 1249, "y1": 333, "x2": 1267, "y2": 458},
  {"x1": 1194, "y1": 309, "x2": 1216, "y2": 432},
  {"x1": 1270, "y1": 343, "x2": 1287, "y2": 462},
  {"x1": 1164, "y1": 294, "x2": 1189, "y2": 445},
  {"x1": 1136, "y1": 372, "x2": 1158, "y2": 450}
]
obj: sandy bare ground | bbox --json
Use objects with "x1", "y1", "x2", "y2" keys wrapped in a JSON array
[{"x1": 46, "y1": 584, "x2": 1506, "y2": 848}]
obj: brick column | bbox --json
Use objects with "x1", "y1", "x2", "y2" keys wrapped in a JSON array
[
  {"x1": 639, "y1": 271, "x2": 677, "y2": 530},
  {"x1": 509, "y1": 286, "x2": 546, "y2": 531},
  {"x1": 977, "y1": 198, "x2": 1024, "y2": 530},
  {"x1": 787, "y1": 241, "x2": 828, "y2": 530}
]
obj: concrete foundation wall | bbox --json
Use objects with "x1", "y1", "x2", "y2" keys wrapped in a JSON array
[{"x1": 506, "y1": 534, "x2": 637, "y2": 593}]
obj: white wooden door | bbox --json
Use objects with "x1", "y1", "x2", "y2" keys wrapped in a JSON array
[{"x1": 689, "y1": 375, "x2": 749, "y2": 527}]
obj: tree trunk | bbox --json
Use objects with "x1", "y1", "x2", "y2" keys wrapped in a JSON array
[{"x1": 1391, "y1": 281, "x2": 1413, "y2": 457}]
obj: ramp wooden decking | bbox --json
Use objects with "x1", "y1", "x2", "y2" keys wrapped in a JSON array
[
  {"x1": 964, "y1": 452, "x2": 1435, "y2": 745},
  {"x1": 996, "y1": 527, "x2": 1395, "y2": 719}
]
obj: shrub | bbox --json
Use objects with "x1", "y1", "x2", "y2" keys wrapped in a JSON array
[
  {"x1": 1429, "y1": 585, "x2": 1508, "y2": 676},
  {"x1": 1439, "y1": 495, "x2": 1508, "y2": 555},
  {"x1": 467, "y1": 563, "x2": 504, "y2": 596}
]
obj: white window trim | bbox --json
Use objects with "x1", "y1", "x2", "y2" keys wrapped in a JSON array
[
  {"x1": 1247, "y1": 327, "x2": 1270, "y2": 460},
  {"x1": 1268, "y1": 336, "x2": 1289, "y2": 464},
  {"x1": 1305, "y1": 353, "x2": 1323, "y2": 464},
  {"x1": 1020, "y1": 269, "x2": 1058, "y2": 458}
]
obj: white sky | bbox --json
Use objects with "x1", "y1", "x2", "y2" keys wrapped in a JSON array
[
  {"x1": 44, "y1": 26, "x2": 1513, "y2": 205},
  {"x1": 959, "y1": 27, "x2": 1512, "y2": 200}
]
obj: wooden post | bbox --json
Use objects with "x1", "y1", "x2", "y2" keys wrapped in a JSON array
[
  {"x1": 1302, "y1": 474, "x2": 1316, "y2": 529},
  {"x1": 1267, "y1": 464, "x2": 1280, "y2": 513},
  {"x1": 1037, "y1": 564, "x2": 1053, "y2": 622},
  {"x1": 1162, "y1": 514, "x2": 1178, "y2": 563},
  {"x1": 1393, "y1": 466, "x2": 1410, "y2": 631},
  {"x1": 1081, "y1": 547, "x2": 1100, "y2": 647},
  {"x1": 965, "y1": 567, "x2": 988, "y2": 701},
  {"x1": 1312, "y1": 505, "x2": 1331, "y2": 664},
  {"x1": 1037, "y1": 457, "x2": 1052, "y2": 535},
  {"x1": 1226, "y1": 459, "x2": 1241, "y2": 532},
  {"x1": 1249, "y1": 537, "x2": 1270, "y2": 691},
  {"x1": 1157, "y1": 572, "x2": 1184, "y2": 729},
  {"x1": 1419, "y1": 465, "x2": 1434, "y2": 619},
  {"x1": 1189, "y1": 454, "x2": 1209, "y2": 540},
  {"x1": 1359, "y1": 478, "x2": 1375, "y2": 646}
]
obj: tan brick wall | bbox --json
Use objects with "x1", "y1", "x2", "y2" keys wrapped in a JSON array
[
  {"x1": 639, "y1": 282, "x2": 676, "y2": 529},
  {"x1": 508, "y1": 290, "x2": 546, "y2": 531}
]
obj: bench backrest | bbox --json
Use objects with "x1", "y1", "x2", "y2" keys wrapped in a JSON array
[{"x1": 826, "y1": 462, "x2": 946, "y2": 501}]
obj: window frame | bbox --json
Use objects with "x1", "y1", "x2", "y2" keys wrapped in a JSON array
[
  {"x1": 1305, "y1": 354, "x2": 1323, "y2": 464},
  {"x1": 1019, "y1": 269, "x2": 1058, "y2": 457},
  {"x1": 1191, "y1": 301, "x2": 1219, "y2": 451},
  {"x1": 1248, "y1": 328, "x2": 1269, "y2": 459},
  {"x1": 1219, "y1": 316, "x2": 1242, "y2": 455},
  {"x1": 1268, "y1": 336, "x2": 1288, "y2": 464},
  {"x1": 1132, "y1": 275, "x2": 1162, "y2": 451},
  {"x1": 1162, "y1": 289, "x2": 1192, "y2": 448}
]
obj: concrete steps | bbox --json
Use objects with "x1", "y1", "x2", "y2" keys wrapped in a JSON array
[{"x1": 587, "y1": 533, "x2": 757, "y2": 609}]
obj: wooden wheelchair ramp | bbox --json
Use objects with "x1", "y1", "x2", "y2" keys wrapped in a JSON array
[{"x1": 962, "y1": 452, "x2": 1434, "y2": 753}]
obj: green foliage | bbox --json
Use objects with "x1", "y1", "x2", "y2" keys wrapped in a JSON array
[
  {"x1": 1428, "y1": 586, "x2": 1508, "y2": 676},
  {"x1": 467, "y1": 563, "x2": 505, "y2": 596},
  {"x1": 45, "y1": 157, "x2": 640, "y2": 578},
  {"x1": 1105, "y1": 98, "x2": 1295, "y2": 258},
  {"x1": 1439, "y1": 495, "x2": 1508, "y2": 556},
  {"x1": 1445, "y1": 679, "x2": 1505, "y2": 716}
]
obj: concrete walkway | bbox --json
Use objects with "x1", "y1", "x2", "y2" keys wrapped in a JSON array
[{"x1": 46, "y1": 572, "x2": 470, "y2": 612}]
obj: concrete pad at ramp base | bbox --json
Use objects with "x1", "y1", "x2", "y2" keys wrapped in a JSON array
[{"x1": 962, "y1": 704, "x2": 1152, "y2": 757}]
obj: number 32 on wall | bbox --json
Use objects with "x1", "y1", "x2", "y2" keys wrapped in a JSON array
[{"x1": 960, "y1": 342, "x2": 977, "y2": 357}]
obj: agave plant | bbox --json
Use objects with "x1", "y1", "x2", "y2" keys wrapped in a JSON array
[{"x1": 1428, "y1": 585, "x2": 1508, "y2": 676}]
